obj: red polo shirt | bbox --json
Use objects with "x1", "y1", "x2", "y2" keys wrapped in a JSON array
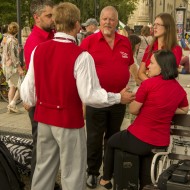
[
  {"x1": 128, "y1": 75, "x2": 188, "y2": 146},
  {"x1": 80, "y1": 31, "x2": 134, "y2": 93},
  {"x1": 142, "y1": 40, "x2": 182, "y2": 67},
  {"x1": 24, "y1": 25, "x2": 54, "y2": 69}
]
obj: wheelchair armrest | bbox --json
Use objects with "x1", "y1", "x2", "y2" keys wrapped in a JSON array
[{"x1": 151, "y1": 151, "x2": 169, "y2": 185}]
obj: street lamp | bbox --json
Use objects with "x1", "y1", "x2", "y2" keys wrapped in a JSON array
[
  {"x1": 16, "y1": 0, "x2": 24, "y2": 66},
  {"x1": 94, "y1": 0, "x2": 99, "y2": 20},
  {"x1": 94, "y1": 0, "x2": 97, "y2": 19}
]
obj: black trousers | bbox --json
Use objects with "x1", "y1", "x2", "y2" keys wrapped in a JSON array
[
  {"x1": 28, "y1": 106, "x2": 38, "y2": 183},
  {"x1": 103, "y1": 130, "x2": 167, "y2": 190},
  {"x1": 86, "y1": 104, "x2": 126, "y2": 176}
]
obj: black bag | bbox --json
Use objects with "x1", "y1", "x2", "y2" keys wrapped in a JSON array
[
  {"x1": 113, "y1": 149, "x2": 139, "y2": 190},
  {"x1": 142, "y1": 184, "x2": 160, "y2": 190},
  {"x1": 157, "y1": 160, "x2": 190, "y2": 190},
  {"x1": 0, "y1": 134, "x2": 33, "y2": 176},
  {"x1": 167, "y1": 180, "x2": 190, "y2": 190},
  {"x1": 0, "y1": 140, "x2": 24, "y2": 190},
  {"x1": 170, "y1": 160, "x2": 190, "y2": 184}
]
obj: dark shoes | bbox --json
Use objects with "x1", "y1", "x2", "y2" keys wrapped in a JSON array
[
  {"x1": 86, "y1": 175, "x2": 98, "y2": 189},
  {"x1": 99, "y1": 176, "x2": 113, "y2": 190}
]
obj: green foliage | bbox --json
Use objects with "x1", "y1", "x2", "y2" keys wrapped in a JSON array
[
  {"x1": 99, "y1": 0, "x2": 138, "y2": 24},
  {"x1": 0, "y1": 0, "x2": 138, "y2": 30},
  {"x1": 0, "y1": 1, "x2": 17, "y2": 27}
]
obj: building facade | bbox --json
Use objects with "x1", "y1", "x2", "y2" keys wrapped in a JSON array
[{"x1": 128, "y1": 0, "x2": 190, "y2": 32}]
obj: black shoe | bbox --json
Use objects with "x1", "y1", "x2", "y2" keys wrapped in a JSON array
[
  {"x1": 86, "y1": 175, "x2": 97, "y2": 189},
  {"x1": 99, "y1": 176, "x2": 112, "y2": 190},
  {"x1": 54, "y1": 182, "x2": 62, "y2": 190}
]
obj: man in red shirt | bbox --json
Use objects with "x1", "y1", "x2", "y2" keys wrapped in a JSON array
[
  {"x1": 23, "y1": 0, "x2": 57, "y2": 187},
  {"x1": 24, "y1": 0, "x2": 54, "y2": 69},
  {"x1": 80, "y1": 6, "x2": 134, "y2": 188}
]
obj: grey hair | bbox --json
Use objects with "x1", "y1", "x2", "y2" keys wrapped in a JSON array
[
  {"x1": 30, "y1": 0, "x2": 54, "y2": 16},
  {"x1": 100, "y1": 6, "x2": 118, "y2": 19}
]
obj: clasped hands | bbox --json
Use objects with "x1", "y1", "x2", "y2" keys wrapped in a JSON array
[{"x1": 120, "y1": 87, "x2": 135, "y2": 104}]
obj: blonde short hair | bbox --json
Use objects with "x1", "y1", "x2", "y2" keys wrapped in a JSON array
[
  {"x1": 53, "y1": 2, "x2": 80, "y2": 33},
  {"x1": 8, "y1": 22, "x2": 19, "y2": 35}
]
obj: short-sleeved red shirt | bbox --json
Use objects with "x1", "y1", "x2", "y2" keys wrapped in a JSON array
[
  {"x1": 80, "y1": 31, "x2": 134, "y2": 93},
  {"x1": 142, "y1": 40, "x2": 182, "y2": 68},
  {"x1": 24, "y1": 25, "x2": 54, "y2": 69},
  {"x1": 128, "y1": 75, "x2": 188, "y2": 146}
]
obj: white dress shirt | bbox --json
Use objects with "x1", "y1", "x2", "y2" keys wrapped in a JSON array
[{"x1": 20, "y1": 32, "x2": 121, "y2": 108}]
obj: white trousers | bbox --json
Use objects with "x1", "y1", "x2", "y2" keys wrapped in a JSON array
[{"x1": 31, "y1": 122, "x2": 87, "y2": 190}]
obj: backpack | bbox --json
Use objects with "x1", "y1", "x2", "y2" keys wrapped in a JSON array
[{"x1": 0, "y1": 140, "x2": 24, "y2": 190}]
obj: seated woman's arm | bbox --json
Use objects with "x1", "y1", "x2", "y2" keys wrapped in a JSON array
[
  {"x1": 175, "y1": 106, "x2": 189, "y2": 114},
  {"x1": 129, "y1": 100, "x2": 143, "y2": 115},
  {"x1": 138, "y1": 62, "x2": 149, "y2": 81}
]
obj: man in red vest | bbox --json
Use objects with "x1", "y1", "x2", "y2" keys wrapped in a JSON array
[{"x1": 21, "y1": 2, "x2": 135, "y2": 190}]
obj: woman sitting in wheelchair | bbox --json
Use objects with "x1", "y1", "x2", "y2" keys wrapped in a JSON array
[{"x1": 99, "y1": 50, "x2": 189, "y2": 190}]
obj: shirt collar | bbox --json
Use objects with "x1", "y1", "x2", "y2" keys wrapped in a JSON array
[
  {"x1": 97, "y1": 30, "x2": 120, "y2": 41},
  {"x1": 54, "y1": 32, "x2": 76, "y2": 43},
  {"x1": 96, "y1": 30, "x2": 123, "y2": 46},
  {"x1": 33, "y1": 25, "x2": 54, "y2": 40}
]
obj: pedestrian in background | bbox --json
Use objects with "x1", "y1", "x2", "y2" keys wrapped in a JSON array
[
  {"x1": 82, "y1": 18, "x2": 99, "y2": 33},
  {"x1": 137, "y1": 25, "x2": 152, "y2": 65},
  {"x1": 138, "y1": 13, "x2": 182, "y2": 81},
  {"x1": 21, "y1": 26, "x2": 31, "y2": 47},
  {"x1": 21, "y1": 2, "x2": 133, "y2": 190},
  {"x1": 23, "y1": 0, "x2": 57, "y2": 188},
  {"x1": 80, "y1": 6, "x2": 135, "y2": 189},
  {"x1": 100, "y1": 50, "x2": 189, "y2": 190},
  {"x1": 120, "y1": 34, "x2": 141, "y2": 131},
  {"x1": 128, "y1": 34, "x2": 142, "y2": 91},
  {"x1": 1, "y1": 22, "x2": 24, "y2": 113}
]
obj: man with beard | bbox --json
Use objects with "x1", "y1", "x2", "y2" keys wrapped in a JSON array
[
  {"x1": 80, "y1": 6, "x2": 135, "y2": 189},
  {"x1": 24, "y1": 0, "x2": 55, "y2": 69},
  {"x1": 23, "y1": 1, "x2": 60, "y2": 189}
]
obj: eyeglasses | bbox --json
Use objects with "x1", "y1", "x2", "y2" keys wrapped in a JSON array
[{"x1": 153, "y1": 23, "x2": 165, "y2": 28}]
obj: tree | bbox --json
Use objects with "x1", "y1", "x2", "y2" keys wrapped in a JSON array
[
  {"x1": 0, "y1": 1, "x2": 16, "y2": 31},
  {"x1": 0, "y1": 0, "x2": 138, "y2": 31},
  {"x1": 99, "y1": 0, "x2": 138, "y2": 24}
]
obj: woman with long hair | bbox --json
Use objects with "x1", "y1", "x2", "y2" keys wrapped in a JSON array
[{"x1": 138, "y1": 13, "x2": 182, "y2": 81}]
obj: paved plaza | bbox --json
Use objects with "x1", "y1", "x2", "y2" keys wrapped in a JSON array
[{"x1": 0, "y1": 74, "x2": 190, "y2": 190}]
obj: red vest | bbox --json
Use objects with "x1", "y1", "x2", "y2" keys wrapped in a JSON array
[{"x1": 33, "y1": 40, "x2": 84, "y2": 129}]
